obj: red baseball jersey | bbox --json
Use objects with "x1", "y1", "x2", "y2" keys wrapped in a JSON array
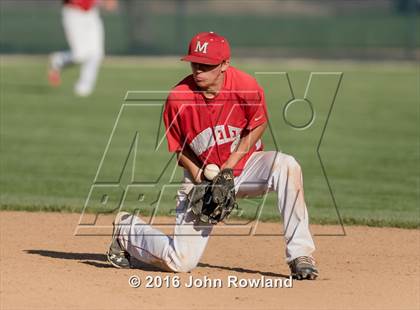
[
  {"x1": 163, "y1": 66, "x2": 268, "y2": 176},
  {"x1": 63, "y1": 0, "x2": 97, "y2": 11}
]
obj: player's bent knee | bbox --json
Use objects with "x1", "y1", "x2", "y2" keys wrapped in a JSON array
[
  {"x1": 276, "y1": 153, "x2": 302, "y2": 175},
  {"x1": 285, "y1": 154, "x2": 301, "y2": 171}
]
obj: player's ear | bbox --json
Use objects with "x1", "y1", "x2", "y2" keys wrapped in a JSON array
[{"x1": 221, "y1": 60, "x2": 230, "y2": 72}]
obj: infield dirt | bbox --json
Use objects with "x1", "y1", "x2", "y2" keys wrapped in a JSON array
[{"x1": 1, "y1": 211, "x2": 419, "y2": 310}]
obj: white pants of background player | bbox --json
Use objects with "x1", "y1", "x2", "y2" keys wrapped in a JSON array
[
  {"x1": 52, "y1": 6, "x2": 104, "y2": 96},
  {"x1": 118, "y1": 151, "x2": 316, "y2": 272}
]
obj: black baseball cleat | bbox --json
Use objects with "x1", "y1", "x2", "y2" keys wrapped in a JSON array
[
  {"x1": 106, "y1": 212, "x2": 131, "y2": 269},
  {"x1": 288, "y1": 256, "x2": 319, "y2": 280}
]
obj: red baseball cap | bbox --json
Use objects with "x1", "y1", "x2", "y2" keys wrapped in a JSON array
[{"x1": 181, "y1": 32, "x2": 230, "y2": 65}]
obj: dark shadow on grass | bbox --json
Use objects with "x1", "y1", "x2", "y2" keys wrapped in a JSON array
[{"x1": 197, "y1": 262, "x2": 289, "y2": 278}]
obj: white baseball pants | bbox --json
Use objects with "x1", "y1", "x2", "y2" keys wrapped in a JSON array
[
  {"x1": 57, "y1": 6, "x2": 104, "y2": 96},
  {"x1": 117, "y1": 151, "x2": 316, "y2": 272}
]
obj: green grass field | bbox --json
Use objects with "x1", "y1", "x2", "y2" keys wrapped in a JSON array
[{"x1": 0, "y1": 56, "x2": 418, "y2": 228}]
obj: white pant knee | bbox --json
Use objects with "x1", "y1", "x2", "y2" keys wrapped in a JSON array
[
  {"x1": 283, "y1": 154, "x2": 302, "y2": 173},
  {"x1": 272, "y1": 153, "x2": 303, "y2": 189},
  {"x1": 172, "y1": 256, "x2": 199, "y2": 273},
  {"x1": 273, "y1": 153, "x2": 301, "y2": 172}
]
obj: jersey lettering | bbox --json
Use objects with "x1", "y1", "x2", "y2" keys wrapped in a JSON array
[
  {"x1": 190, "y1": 125, "x2": 242, "y2": 156},
  {"x1": 190, "y1": 128, "x2": 215, "y2": 156}
]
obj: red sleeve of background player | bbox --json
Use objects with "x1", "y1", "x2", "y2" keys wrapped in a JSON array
[
  {"x1": 163, "y1": 96, "x2": 183, "y2": 152},
  {"x1": 243, "y1": 86, "x2": 268, "y2": 130}
]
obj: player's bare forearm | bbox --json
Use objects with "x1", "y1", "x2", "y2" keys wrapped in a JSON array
[
  {"x1": 222, "y1": 122, "x2": 267, "y2": 170},
  {"x1": 177, "y1": 146, "x2": 204, "y2": 184}
]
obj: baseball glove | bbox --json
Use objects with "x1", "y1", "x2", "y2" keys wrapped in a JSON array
[{"x1": 188, "y1": 168, "x2": 237, "y2": 224}]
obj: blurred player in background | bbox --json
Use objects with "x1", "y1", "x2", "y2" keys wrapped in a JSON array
[{"x1": 48, "y1": 0, "x2": 118, "y2": 97}]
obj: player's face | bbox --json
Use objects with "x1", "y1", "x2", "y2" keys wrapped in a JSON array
[{"x1": 190, "y1": 61, "x2": 229, "y2": 89}]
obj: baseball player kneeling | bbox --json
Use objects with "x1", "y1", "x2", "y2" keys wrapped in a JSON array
[{"x1": 107, "y1": 32, "x2": 318, "y2": 280}]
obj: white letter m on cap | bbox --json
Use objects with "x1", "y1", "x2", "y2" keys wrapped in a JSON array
[{"x1": 195, "y1": 41, "x2": 209, "y2": 54}]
